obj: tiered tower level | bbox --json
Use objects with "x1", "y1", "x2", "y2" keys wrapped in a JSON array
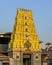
[{"x1": 9, "y1": 9, "x2": 41, "y2": 58}]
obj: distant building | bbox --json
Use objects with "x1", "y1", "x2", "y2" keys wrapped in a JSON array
[{"x1": 0, "y1": 32, "x2": 11, "y2": 65}]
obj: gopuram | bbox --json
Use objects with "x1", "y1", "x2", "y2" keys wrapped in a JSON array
[{"x1": 8, "y1": 9, "x2": 42, "y2": 65}]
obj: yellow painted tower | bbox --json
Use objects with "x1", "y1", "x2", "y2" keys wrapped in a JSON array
[{"x1": 8, "y1": 9, "x2": 42, "y2": 65}]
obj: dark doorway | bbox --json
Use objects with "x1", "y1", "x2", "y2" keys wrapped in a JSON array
[
  {"x1": 3, "y1": 63, "x2": 9, "y2": 65},
  {"x1": 23, "y1": 54, "x2": 31, "y2": 65}
]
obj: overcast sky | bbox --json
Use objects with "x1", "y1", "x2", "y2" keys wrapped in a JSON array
[{"x1": 0, "y1": 0, "x2": 52, "y2": 48}]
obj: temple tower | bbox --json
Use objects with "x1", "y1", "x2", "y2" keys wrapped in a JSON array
[{"x1": 8, "y1": 9, "x2": 42, "y2": 65}]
